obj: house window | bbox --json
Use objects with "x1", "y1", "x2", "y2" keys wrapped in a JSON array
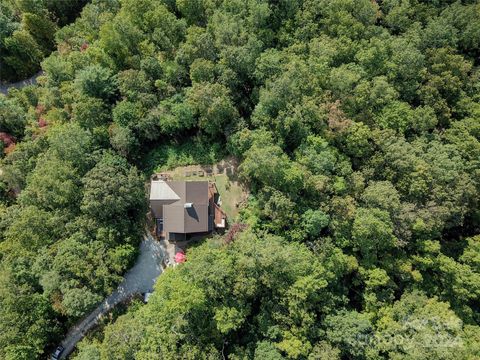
[
  {"x1": 169, "y1": 233, "x2": 186, "y2": 242},
  {"x1": 156, "y1": 218, "x2": 164, "y2": 236}
]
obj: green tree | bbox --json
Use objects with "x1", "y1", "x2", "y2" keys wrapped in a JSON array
[
  {"x1": 100, "y1": 313, "x2": 143, "y2": 360},
  {"x1": 109, "y1": 124, "x2": 138, "y2": 158},
  {"x1": 73, "y1": 341, "x2": 101, "y2": 360},
  {"x1": 0, "y1": 137, "x2": 47, "y2": 191},
  {"x1": 308, "y1": 341, "x2": 341, "y2": 360},
  {"x1": 2, "y1": 30, "x2": 43, "y2": 79},
  {"x1": 117, "y1": 70, "x2": 153, "y2": 101},
  {"x1": 2, "y1": 205, "x2": 64, "y2": 255},
  {"x1": 324, "y1": 310, "x2": 373, "y2": 359},
  {"x1": 374, "y1": 291, "x2": 465, "y2": 360},
  {"x1": 352, "y1": 208, "x2": 397, "y2": 263},
  {"x1": 22, "y1": 12, "x2": 57, "y2": 52},
  {"x1": 0, "y1": 96, "x2": 27, "y2": 138},
  {"x1": 61, "y1": 287, "x2": 102, "y2": 318},
  {"x1": 259, "y1": 187, "x2": 297, "y2": 233},
  {"x1": 254, "y1": 341, "x2": 284, "y2": 360},
  {"x1": 301, "y1": 209, "x2": 330, "y2": 238},
  {"x1": 360, "y1": 181, "x2": 400, "y2": 216},
  {"x1": 74, "y1": 65, "x2": 117, "y2": 100},
  {"x1": 112, "y1": 100, "x2": 141, "y2": 127},
  {"x1": 19, "y1": 155, "x2": 81, "y2": 212},
  {"x1": 148, "y1": 96, "x2": 195, "y2": 136},
  {"x1": 0, "y1": 268, "x2": 56, "y2": 360},
  {"x1": 80, "y1": 152, "x2": 145, "y2": 224},
  {"x1": 95, "y1": 233, "x2": 336, "y2": 359},
  {"x1": 187, "y1": 82, "x2": 238, "y2": 136},
  {"x1": 375, "y1": 100, "x2": 414, "y2": 133},
  {"x1": 46, "y1": 123, "x2": 94, "y2": 172},
  {"x1": 72, "y1": 97, "x2": 110, "y2": 129}
]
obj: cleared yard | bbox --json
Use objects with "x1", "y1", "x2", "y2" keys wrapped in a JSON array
[{"x1": 154, "y1": 158, "x2": 247, "y2": 221}]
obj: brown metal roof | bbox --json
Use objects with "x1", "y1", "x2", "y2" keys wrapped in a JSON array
[{"x1": 158, "y1": 181, "x2": 210, "y2": 234}]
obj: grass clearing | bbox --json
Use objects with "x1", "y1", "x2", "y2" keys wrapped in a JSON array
[{"x1": 141, "y1": 140, "x2": 225, "y2": 175}]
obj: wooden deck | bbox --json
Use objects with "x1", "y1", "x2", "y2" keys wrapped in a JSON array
[{"x1": 208, "y1": 182, "x2": 226, "y2": 228}]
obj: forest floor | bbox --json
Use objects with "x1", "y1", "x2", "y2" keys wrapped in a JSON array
[{"x1": 58, "y1": 233, "x2": 164, "y2": 359}]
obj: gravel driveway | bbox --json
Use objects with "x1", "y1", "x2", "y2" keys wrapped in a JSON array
[
  {"x1": 0, "y1": 71, "x2": 43, "y2": 95},
  {"x1": 58, "y1": 233, "x2": 164, "y2": 359}
]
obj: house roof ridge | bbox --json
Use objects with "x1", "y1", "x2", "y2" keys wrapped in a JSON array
[{"x1": 150, "y1": 179, "x2": 181, "y2": 201}]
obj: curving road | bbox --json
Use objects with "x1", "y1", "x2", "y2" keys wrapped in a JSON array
[
  {"x1": 0, "y1": 71, "x2": 43, "y2": 95},
  {"x1": 58, "y1": 234, "x2": 165, "y2": 359}
]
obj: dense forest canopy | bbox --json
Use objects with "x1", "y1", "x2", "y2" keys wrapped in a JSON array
[
  {"x1": 0, "y1": 0, "x2": 88, "y2": 81},
  {"x1": 1, "y1": 0, "x2": 480, "y2": 359}
]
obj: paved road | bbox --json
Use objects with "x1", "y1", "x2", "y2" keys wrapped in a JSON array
[
  {"x1": 0, "y1": 71, "x2": 43, "y2": 95},
  {"x1": 58, "y1": 234, "x2": 165, "y2": 359}
]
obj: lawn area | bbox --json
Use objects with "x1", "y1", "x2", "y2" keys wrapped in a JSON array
[{"x1": 213, "y1": 174, "x2": 244, "y2": 220}]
